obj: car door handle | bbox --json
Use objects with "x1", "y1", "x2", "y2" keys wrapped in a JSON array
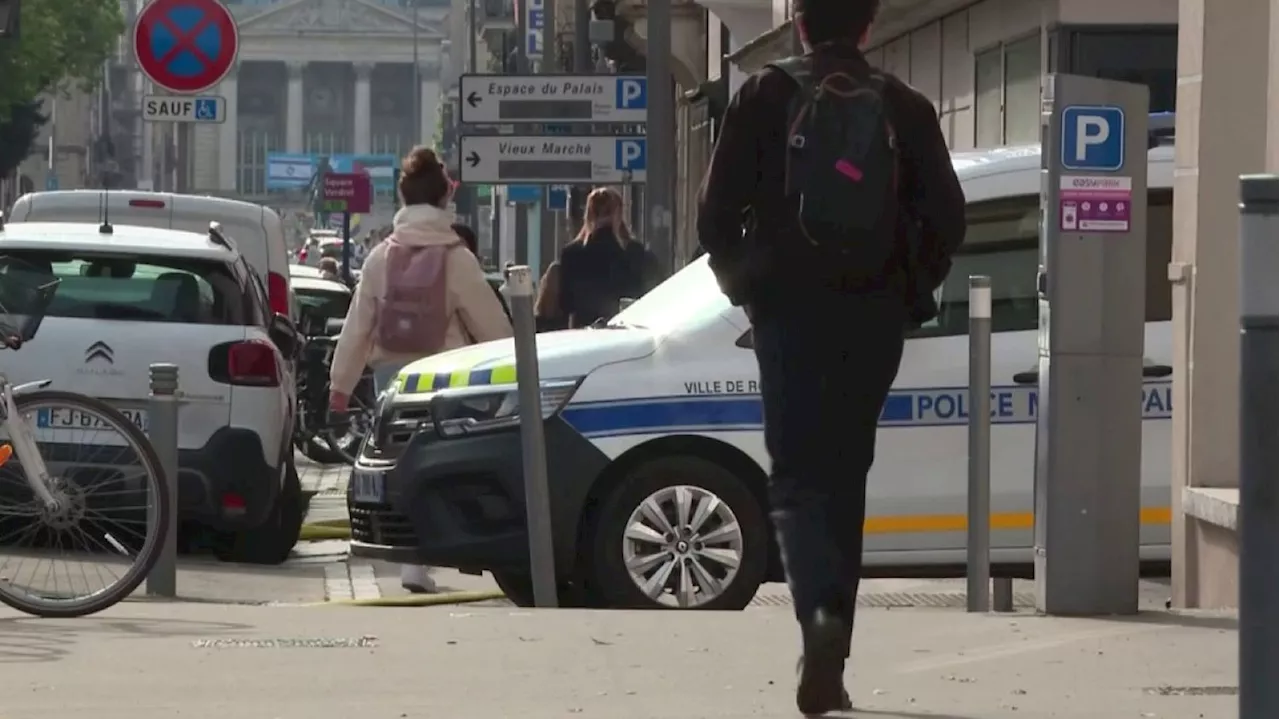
[{"x1": 1012, "y1": 362, "x2": 1174, "y2": 385}]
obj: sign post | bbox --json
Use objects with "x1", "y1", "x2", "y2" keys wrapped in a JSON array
[
  {"x1": 322, "y1": 172, "x2": 373, "y2": 282},
  {"x1": 133, "y1": 0, "x2": 239, "y2": 193},
  {"x1": 1033, "y1": 75, "x2": 1150, "y2": 616}
]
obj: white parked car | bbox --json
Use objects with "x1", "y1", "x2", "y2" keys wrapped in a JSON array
[
  {"x1": 0, "y1": 220, "x2": 303, "y2": 564},
  {"x1": 7, "y1": 190, "x2": 295, "y2": 320}
]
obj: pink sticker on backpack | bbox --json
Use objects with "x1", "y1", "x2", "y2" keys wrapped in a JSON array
[{"x1": 835, "y1": 159, "x2": 864, "y2": 182}]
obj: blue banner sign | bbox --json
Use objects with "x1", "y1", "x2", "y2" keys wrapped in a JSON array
[{"x1": 265, "y1": 153, "x2": 398, "y2": 192}]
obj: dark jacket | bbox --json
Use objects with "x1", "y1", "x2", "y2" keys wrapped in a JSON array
[
  {"x1": 696, "y1": 42, "x2": 966, "y2": 325},
  {"x1": 559, "y1": 228, "x2": 661, "y2": 328}
]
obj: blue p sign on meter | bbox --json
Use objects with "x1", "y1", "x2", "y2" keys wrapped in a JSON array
[
  {"x1": 616, "y1": 139, "x2": 646, "y2": 171},
  {"x1": 1061, "y1": 105, "x2": 1125, "y2": 171},
  {"x1": 616, "y1": 78, "x2": 647, "y2": 110}
]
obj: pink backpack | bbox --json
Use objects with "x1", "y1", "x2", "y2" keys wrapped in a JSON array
[{"x1": 376, "y1": 239, "x2": 457, "y2": 354}]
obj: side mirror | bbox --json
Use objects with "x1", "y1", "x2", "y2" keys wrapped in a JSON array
[{"x1": 268, "y1": 313, "x2": 301, "y2": 357}]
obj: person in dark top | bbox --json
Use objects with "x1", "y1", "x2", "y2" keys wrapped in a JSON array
[
  {"x1": 451, "y1": 221, "x2": 510, "y2": 320},
  {"x1": 696, "y1": 0, "x2": 965, "y2": 713},
  {"x1": 551, "y1": 187, "x2": 661, "y2": 329}
]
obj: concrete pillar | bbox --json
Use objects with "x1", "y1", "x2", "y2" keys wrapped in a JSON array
[
  {"x1": 217, "y1": 62, "x2": 239, "y2": 192},
  {"x1": 354, "y1": 62, "x2": 374, "y2": 155},
  {"x1": 701, "y1": 3, "x2": 772, "y2": 95},
  {"x1": 1170, "y1": 0, "x2": 1275, "y2": 608},
  {"x1": 286, "y1": 61, "x2": 305, "y2": 153}
]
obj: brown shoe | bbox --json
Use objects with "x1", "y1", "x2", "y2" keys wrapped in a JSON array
[{"x1": 795, "y1": 609, "x2": 851, "y2": 715}]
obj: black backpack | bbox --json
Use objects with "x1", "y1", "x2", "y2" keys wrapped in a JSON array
[{"x1": 767, "y1": 55, "x2": 899, "y2": 282}]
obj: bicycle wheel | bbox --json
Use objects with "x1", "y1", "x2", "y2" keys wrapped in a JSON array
[{"x1": 0, "y1": 390, "x2": 170, "y2": 617}]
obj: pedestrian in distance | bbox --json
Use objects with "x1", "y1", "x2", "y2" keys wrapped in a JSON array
[
  {"x1": 317, "y1": 257, "x2": 340, "y2": 282},
  {"x1": 537, "y1": 187, "x2": 662, "y2": 330},
  {"x1": 696, "y1": 0, "x2": 966, "y2": 713},
  {"x1": 452, "y1": 221, "x2": 511, "y2": 321},
  {"x1": 328, "y1": 146, "x2": 513, "y2": 594}
]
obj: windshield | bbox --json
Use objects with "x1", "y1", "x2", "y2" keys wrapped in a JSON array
[
  {"x1": 0, "y1": 250, "x2": 248, "y2": 324},
  {"x1": 609, "y1": 255, "x2": 730, "y2": 331}
]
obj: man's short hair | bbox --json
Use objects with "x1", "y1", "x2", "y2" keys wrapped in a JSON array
[{"x1": 795, "y1": 0, "x2": 880, "y2": 46}]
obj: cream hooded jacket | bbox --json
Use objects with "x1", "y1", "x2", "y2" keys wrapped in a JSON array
[{"x1": 329, "y1": 204, "x2": 513, "y2": 396}]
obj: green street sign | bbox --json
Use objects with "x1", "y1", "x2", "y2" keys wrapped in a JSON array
[{"x1": 322, "y1": 199, "x2": 348, "y2": 212}]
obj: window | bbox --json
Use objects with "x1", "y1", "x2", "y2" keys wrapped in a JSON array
[
  {"x1": 0, "y1": 251, "x2": 249, "y2": 325},
  {"x1": 909, "y1": 189, "x2": 1173, "y2": 338},
  {"x1": 973, "y1": 35, "x2": 1043, "y2": 147},
  {"x1": 296, "y1": 288, "x2": 351, "y2": 327},
  {"x1": 974, "y1": 48, "x2": 1004, "y2": 148},
  {"x1": 1064, "y1": 27, "x2": 1177, "y2": 113}
]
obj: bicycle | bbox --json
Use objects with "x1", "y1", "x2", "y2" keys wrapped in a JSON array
[
  {"x1": 0, "y1": 257, "x2": 170, "y2": 617},
  {"x1": 293, "y1": 312, "x2": 375, "y2": 465}
]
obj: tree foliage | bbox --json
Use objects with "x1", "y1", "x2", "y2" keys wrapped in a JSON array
[
  {"x1": 0, "y1": 0, "x2": 126, "y2": 118},
  {"x1": 0, "y1": 100, "x2": 47, "y2": 177}
]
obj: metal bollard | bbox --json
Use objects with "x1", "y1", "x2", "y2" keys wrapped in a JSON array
[
  {"x1": 504, "y1": 266, "x2": 558, "y2": 608},
  {"x1": 966, "y1": 275, "x2": 992, "y2": 613},
  {"x1": 1237, "y1": 174, "x2": 1278, "y2": 719},
  {"x1": 993, "y1": 575, "x2": 1014, "y2": 613},
  {"x1": 146, "y1": 363, "x2": 180, "y2": 597}
]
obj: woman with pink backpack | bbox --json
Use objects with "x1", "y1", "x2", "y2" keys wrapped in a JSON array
[{"x1": 329, "y1": 146, "x2": 513, "y2": 593}]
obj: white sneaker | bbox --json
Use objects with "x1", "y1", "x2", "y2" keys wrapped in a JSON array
[{"x1": 400, "y1": 564, "x2": 438, "y2": 594}]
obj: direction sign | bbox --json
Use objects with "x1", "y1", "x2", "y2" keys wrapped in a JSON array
[
  {"x1": 460, "y1": 74, "x2": 647, "y2": 124},
  {"x1": 322, "y1": 173, "x2": 373, "y2": 214},
  {"x1": 459, "y1": 135, "x2": 646, "y2": 185},
  {"x1": 143, "y1": 95, "x2": 226, "y2": 123},
  {"x1": 134, "y1": 0, "x2": 239, "y2": 95}
]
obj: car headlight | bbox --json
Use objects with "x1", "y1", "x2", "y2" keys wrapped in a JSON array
[{"x1": 428, "y1": 378, "x2": 581, "y2": 438}]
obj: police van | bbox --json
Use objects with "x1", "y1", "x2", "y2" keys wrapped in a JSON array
[{"x1": 349, "y1": 139, "x2": 1176, "y2": 610}]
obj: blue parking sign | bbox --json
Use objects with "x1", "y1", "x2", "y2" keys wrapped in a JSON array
[
  {"x1": 1061, "y1": 105, "x2": 1125, "y2": 171},
  {"x1": 616, "y1": 78, "x2": 646, "y2": 110},
  {"x1": 615, "y1": 139, "x2": 646, "y2": 171}
]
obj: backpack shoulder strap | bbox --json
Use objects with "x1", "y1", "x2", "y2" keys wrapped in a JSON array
[{"x1": 763, "y1": 56, "x2": 814, "y2": 89}]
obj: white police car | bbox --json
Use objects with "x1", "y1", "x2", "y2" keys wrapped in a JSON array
[
  {"x1": 0, "y1": 220, "x2": 302, "y2": 564},
  {"x1": 348, "y1": 141, "x2": 1176, "y2": 609}
]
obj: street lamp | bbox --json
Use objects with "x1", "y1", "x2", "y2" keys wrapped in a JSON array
[{"x1": 411, "y1": 0, "x2": 421, "y2": 144}]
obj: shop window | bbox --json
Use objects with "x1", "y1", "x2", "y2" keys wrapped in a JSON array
[{"x1": 973, "y1": 35, "x2": 1043, "y2": 147}]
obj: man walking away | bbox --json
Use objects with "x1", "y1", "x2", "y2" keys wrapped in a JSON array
[{"x1": 696, "y1": 0, "x2": 965, "y2": 714}]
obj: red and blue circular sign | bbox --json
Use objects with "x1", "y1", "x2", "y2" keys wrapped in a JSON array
[{"x1": 133, "y1": 0, "x2": 239, "y2": 95}]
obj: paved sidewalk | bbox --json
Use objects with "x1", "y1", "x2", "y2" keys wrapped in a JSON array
[{"x1": 0, "y1": 600, "x2": 1237, "y2": 719}]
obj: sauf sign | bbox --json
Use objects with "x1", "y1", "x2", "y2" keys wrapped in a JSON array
[{"x1": 1061, "y1": 105, "x2": 1125, "y2": 172}]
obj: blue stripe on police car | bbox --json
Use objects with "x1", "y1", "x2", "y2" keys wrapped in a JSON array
[
  {"x1": 879, "y1": 381, "x2": 1172, "y2": 427},
  {"x1": 560, "y1": 381, "x2": 1173, "y2": 438}
]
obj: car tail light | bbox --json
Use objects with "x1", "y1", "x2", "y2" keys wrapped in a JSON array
[
  {"x1": 267, "y1": 271, "x2": 289, "y2": 315},
  {"x1": 226, "y1": 339, "x2": 279, "y2": 387},
  {"x1": 128, "y1": 199, "x2": 166, "y2": 209}
]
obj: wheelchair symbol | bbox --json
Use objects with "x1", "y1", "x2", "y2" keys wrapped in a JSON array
[{"x1": 194, "y1": 99, "x2": 218, "y2": 121}]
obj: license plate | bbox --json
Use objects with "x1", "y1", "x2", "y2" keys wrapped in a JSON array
[
  {"x1": 36, "y1": 407, "x2": 150, "y2": 433},
  {"x1": 352, "y1": 469, "x2": 386, "y2": 504}
]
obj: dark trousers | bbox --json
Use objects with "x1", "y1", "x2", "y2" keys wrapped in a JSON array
[{"x1": 752, "y1": 297, "x2": 905, "y2": 654}]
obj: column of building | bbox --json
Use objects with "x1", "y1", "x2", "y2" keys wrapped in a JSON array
[
  {"x1": 286, "y1": 61, "x2": 306, "y2": 153},
  {"x1": 354, "y1": 62, "x2": 374, "y2": 155},
  {"x1": 1170, "y1": 0, "x2": 1275, "y2": 608}
]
